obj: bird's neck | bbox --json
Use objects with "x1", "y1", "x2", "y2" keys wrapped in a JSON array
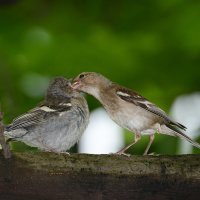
[
  {"x1": 84, "y1": 78, "x2": 112, "y2": 102},
  {"x1": 86, "y1": 87, "x2": 101, "y2": 100},
  {"x1": 72, "y1": 96, "x2": 88, "y2": 110},
  {"x1": 89, "y1": 83, "x2": 112, "y2": 104},
  {"x1": 45, "y1": 94, "x2": 70, "y2": 105}
]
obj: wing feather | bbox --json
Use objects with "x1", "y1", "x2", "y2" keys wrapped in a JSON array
[
  {"x1": 116, "y1": 86, "x2": 186, "y2": 130},
  {"x1": 7, "y1": 102, "x2": 70, "y2": 129},
  {"x1": 7, "y1": 108, "x2": 50, "y2": 131}
]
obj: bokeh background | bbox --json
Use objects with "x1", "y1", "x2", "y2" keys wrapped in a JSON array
[{"x1": 0, "y1": 0, "x2": 200, "y2": 154}]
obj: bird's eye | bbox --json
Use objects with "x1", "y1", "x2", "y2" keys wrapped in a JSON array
[{"x1": 79, "y1": 74, "x2": 85, "y2": 79}]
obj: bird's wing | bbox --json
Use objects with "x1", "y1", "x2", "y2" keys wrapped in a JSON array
[
  {"x1": 116, "y1": 86, "x2": 186, "y2": 130},
  {"x1": 7, "y1": 107, "x2": 53, "y2": 131},
  {"x1": 6, "y1": 103, "x2": 72, "y2": 131}
]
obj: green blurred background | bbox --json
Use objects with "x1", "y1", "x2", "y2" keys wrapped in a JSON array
[{"x1": 0, "y1": 0, "x2": 200, "y2": 154}]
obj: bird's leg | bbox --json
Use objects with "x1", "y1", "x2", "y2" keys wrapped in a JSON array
[
  {"x1": 117, "y1": 133, "x2": 141, "y2": 155},
  {"x1": 143, "y1": 134, "x2": 155, "y2": 155},
  {"x1": 59, "y1": 151, "x2": 70, "y2": 155}
]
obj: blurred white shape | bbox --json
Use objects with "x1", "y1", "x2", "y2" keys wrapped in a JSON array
[
  {"x1": 20, "y1": 73, "x2": 50, "y2": 98},
  {"x1": 78, "y1": 108, "x2": 124, "y2": 154},
  {"x1": 170, "y1": 92, "x2": 200, "y2": 153}
]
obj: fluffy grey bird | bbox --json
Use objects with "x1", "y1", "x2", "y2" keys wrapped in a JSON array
[
  {"x1": 4, "y1": 77, "x2": 89, "y2": 153},
  {"x1": 72, "y1": 72, "x2": 200, "y2": 155}
]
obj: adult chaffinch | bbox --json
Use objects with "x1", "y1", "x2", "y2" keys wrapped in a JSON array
[
  {"x1": 4, "y1": 77, "x2": 89, "y2": 153},
  {"x1": 72, "y1": 72, "x2": 200, "y2": 155}
]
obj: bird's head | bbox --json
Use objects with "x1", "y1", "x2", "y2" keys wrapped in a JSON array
[
  {"x1": 47, "y1": 77, "x2": 80, "y2": 100},
  {"x1": 71, "y1": 72, "x2": 111, "y2": 98}
]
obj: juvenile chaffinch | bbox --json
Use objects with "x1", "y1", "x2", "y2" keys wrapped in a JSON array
[
  {"x1": 72, "y1": 72, "x2": 200, "y2": 155},
  {"x1": 4, "y1": 77, "x2": 89, "y2": 153}
]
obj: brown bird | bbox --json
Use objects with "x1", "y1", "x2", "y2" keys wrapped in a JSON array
[{"x1": 71, "y1": 72, "x2": 200, "y2": 155}]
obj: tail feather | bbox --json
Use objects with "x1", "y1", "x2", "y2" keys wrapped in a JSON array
[
  {"x1": 169, "y1": 121, "x2": 187, "y2": 131},
  {"x1": 166, "y1": 124, "x2": 200, "y2": 149}
]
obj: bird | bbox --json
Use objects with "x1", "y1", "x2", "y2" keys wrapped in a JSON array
[
  {"x1": 71, "y1": 72, "x2": 200, "y2": 155},
  {"x1": 4, "y1": 77, "x2": 89, "y2": 153}
]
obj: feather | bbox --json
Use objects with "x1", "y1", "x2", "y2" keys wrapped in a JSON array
[
  {"x1": 6, "y1": 103, "x2": 71, "y2": 132},
  {"x1": 166, "y1": 124, "x2": 200, "y2": 149},
  {"x1": 116, "y1": 86, "x2": 187, "y2": 130}
]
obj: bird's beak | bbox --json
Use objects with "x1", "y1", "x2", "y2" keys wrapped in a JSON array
[
  {"x1": 71, "y1": 80, "x2": 82, "y2": 90},
  {"x1": 67, "y1": 79, "x2": 73, "y2": 87}
]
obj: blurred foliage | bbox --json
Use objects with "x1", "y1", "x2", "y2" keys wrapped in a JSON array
[{"x1": 0, "y1": 0, "x2": 200, "y2": 154}]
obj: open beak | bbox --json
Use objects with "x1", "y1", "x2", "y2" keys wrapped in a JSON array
[{"x1": 71, "y1": 80, "x2": 82, "y2": 90}]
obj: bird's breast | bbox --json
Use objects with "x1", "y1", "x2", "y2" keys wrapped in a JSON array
[{"x1": 104, "y1": 100, "x2": 157, "y2": 133}]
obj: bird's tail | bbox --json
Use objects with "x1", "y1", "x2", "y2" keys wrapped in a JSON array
[{"x1": 166, "y1": 124, "x2": 200, "y2": 149}]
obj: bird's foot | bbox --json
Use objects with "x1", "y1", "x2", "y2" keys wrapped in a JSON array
[
  {"x1": 118, "y1": 152, "x2": 131, "y2": 157},
  {"x1": 114, "y1": 150, "x2": 131, "y2": 157},
  {"x1": 109, "y1": 152, "x2": 131, "y2": 157},
  {"x1": 143, "y1": 152, "x2": 159, "y2": 156},
  {"x1": 59, "y1": 151, "x2": 70, "y2": 155}
]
